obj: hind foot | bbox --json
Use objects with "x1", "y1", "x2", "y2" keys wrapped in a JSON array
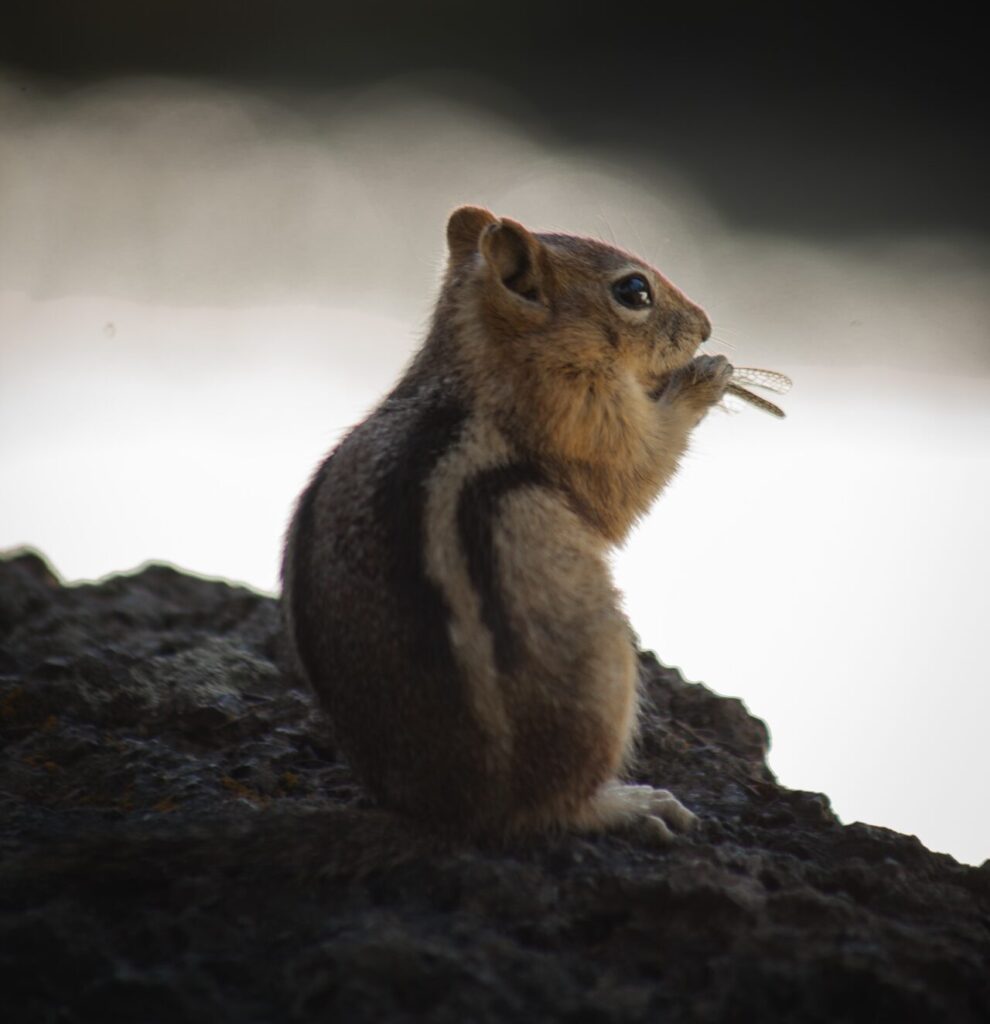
[{"x1": 577, "y1": 781, "x2": 699, "y2": 845}]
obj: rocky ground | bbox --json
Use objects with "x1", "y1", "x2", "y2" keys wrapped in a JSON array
[{"x1": 1, "y1": 549, "x2": 987, "y2": 1022}]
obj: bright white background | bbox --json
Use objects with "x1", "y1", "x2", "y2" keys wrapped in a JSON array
[{"x1": 2, "y1": 77, "x2": 987, "y2": 865}]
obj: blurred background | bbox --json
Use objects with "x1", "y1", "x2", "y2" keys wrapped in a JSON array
[{"x1": 1, "y1": 2, "x2": 987, "y2": 863}]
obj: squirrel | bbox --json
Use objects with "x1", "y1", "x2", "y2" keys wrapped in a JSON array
[{"x1": 281, "y1": 206, "x2": 731, "y2": 844}]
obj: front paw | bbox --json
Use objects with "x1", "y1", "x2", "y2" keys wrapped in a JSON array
[{"x1": 659, "y1": 355, "x2": 733, "y2": 413}]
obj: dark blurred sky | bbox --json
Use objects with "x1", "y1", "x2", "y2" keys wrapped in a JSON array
[{"x1": 4, "y1": 0, "x2": 986, "y2": 240}]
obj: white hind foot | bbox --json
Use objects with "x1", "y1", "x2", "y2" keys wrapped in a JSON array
[{"x1": 587, "y1": 782, "x2": 698, "y2": 844}]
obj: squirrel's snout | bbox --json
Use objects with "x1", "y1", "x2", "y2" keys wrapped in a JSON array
[{"x1": 697, "y1": 310, "x2": 713, "y2": 343}]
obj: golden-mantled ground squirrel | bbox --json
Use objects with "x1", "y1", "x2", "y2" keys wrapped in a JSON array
[{"x1": 282, "y1": 207, "x2": 732, "y2": 843}]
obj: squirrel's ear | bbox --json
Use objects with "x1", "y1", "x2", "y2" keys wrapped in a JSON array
[
  {"x1": 446, "y1": 206, "x2": 497, "y2": 262},
  {"x1": 479, "y1": 218, "x2": 546, "y2": 304}
]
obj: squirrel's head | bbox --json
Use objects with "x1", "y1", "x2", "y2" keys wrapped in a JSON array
[{"x1": 443, "y1": 206, "x2": 711, "y2": 396}]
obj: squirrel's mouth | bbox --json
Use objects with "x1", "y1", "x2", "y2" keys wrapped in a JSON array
[
  {"x1": 646, "y1": 372, "x2": 672, "y2": 402},
  {"x1": 646, "y1": 343, "x2": 701, "y2": 400}
]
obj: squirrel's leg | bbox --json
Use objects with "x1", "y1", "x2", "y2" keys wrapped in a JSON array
[
  {"x1": 490, "y1": 484, "x2": 700, "y2": 845},
  {"x1": 570, "y1": 781, "x2": 699, "y2": 845}
]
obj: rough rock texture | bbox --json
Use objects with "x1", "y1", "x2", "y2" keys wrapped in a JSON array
[{"x1": 1, "y1": 549, "x2": 987, "y2": 1023}]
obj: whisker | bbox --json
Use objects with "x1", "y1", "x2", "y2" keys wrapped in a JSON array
[
  {"x1": 595, "y1": 206, "x2": 618, "y2": 247},
  {"x1": 707, "y1": 335, "x2": 737, "y2": 353},
  {"x1": 621, "y1": 211, "x2": 647, "y2": 261},
  {"x1": 710, "y1": 325, "x2": 742, "y2": 338}
]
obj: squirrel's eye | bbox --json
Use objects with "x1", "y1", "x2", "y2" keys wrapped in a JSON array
[{"x1": 612, "y1": 274, "x2": 653, "y2": 309}]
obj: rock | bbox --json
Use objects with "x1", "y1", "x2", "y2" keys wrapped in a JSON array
[{"x1": 1, "y1": 548, "x2": 987, "y2": 1022}]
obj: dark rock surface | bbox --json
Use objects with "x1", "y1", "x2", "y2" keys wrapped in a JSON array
[{"x1": 1, "y1": 548, "x2": 987, "y2": 1023}]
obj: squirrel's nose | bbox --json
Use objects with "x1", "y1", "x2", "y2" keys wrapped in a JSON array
[{"x1": 698, "y1": 311, "x2": 712, "y2": 342}]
